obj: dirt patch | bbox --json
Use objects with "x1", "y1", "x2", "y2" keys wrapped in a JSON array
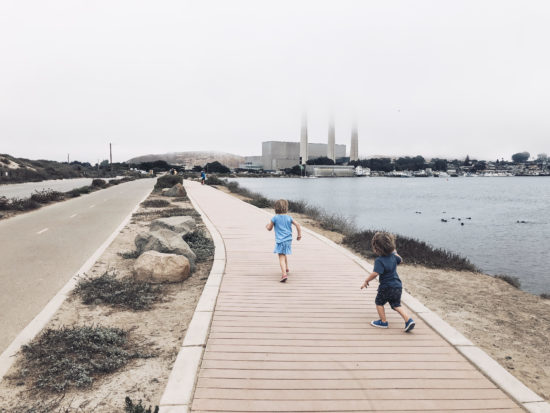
[
  {"x1": 221, "y1": 185, "x2": 550, "y2": 402},
  {"x1": 0, "y1": 193, "x2": 212, "y2": 412}
]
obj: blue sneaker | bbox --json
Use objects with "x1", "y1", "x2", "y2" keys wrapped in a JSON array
[
  {"x1": 404, "y1": 318, "x2": 415, "y2": 332},
  {"x1": 370, "y1": 319, "x2": 389, "y2": 328}
]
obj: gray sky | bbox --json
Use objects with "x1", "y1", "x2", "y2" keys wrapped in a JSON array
[{"x1": 1, "y1": 0, "x2": 549, "y2": 163}]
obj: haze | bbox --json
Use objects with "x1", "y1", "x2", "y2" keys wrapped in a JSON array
[{"x1": 1, "y1": 0, "x2": 549, "y2": 163}]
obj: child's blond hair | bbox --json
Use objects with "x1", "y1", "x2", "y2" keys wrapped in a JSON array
[
  {"x1": 274, "y1": 199, "x2": 289, "y2": 214},
  {"x1": 371, "y1": 232, "x2": 396, "y2": 256}
]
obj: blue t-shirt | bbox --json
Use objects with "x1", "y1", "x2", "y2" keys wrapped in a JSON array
[
  {"x1": 271, "y1": 214, "x2": 293, "y2": 243},
  {"x1": 373, "y1": 253, "x2": 402, "y2": 289}
]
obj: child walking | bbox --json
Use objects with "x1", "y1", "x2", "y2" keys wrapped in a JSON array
[
  {"x1": 360, "y1": 232, "x2": 415, "y2": 332},
  {"x1": 266, "y1": 199, "x2": 302, "y2": 282}
]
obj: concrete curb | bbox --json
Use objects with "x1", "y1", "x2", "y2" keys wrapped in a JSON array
[
  {"x1": 226, "y1": 188, "x2": 549, "y2": 412},
  {"x1": 159, "y1": 182, "x2": 226, "y2": 413},
  {"x1": 0, "y1": 187, "x2": 152, "y2": 383}
]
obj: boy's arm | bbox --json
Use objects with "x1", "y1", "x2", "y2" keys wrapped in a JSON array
[
  {"x1": 394, "y1": 250, "x2": 403, "y2": 264},
  {"x1": 361, "y1": 271, "x2": 379, "y2": 289},
  {"x1": 292, "y1": 220, "x2": 302, "y2": 240},
  {"x1": 266, "y1": 221, "x2": 274, "y2": 231}
]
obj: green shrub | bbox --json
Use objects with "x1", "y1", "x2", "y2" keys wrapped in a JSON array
[
  {"x1": 30, "y1": 189, "x2": 65, "y2": 203},
  {"x1": 183, "y1": 230, "x2": 215, "y2": 262},
  {"x1": 154, "y1": 175, "x2": 183, "y2": 191},
  {"x1": 247, "y1": 196, "x2": 271, "y2": 208},
  {"x1": 133, "y1": 207, "x2": 199, "y2": 221},
  {"x1": 74, "y1": 272, "x2": 164, "y2": 310},
  {"x1": 141, "y1": 199, "x2": 171, "y2": 208},
  {"x1": 343, "y1": 230, "x2": 478, "y2": 271},
  {"x1": 125, "y1": 397, "x2": 159, "y2": 413},
  {"x1": 206, "y1": 175, "x2": 226, "y2": 186},
  {"x1": 17, "y1": 326, "x2": 155, "y2": 393},
  {"x1": 5, "y1": 197, "x2": 41, "y2": 211},
  {"x1": 91, "y1": 178, "x2": 107, "y2": 187},
  {"x1": 495, "y1": 274, "x2": 521, "y2": 289}
]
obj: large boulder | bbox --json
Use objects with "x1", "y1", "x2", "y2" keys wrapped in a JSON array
[
  {"x1": 135, "y1": 229, "x2": 197, "y2": 266},
  {"x1": 163, "y1": 183, "x2": 186, "y2": 197},
  {"x1": 133, "y1": 251, "x2": 190, "y2": 283},
  {"x1": 150, "y1": 216, "x2": 196, "y2": 235}
]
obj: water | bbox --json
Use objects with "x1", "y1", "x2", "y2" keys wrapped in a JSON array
[
  {"x1": 232, "y1": 177, "x2": 550, "y2": 294},
  {"x1": 0, "y1": 177, "x2": 124, "y2": 199}
]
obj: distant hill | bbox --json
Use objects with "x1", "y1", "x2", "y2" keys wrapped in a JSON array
[
  {"x1": 0, "y1": 154, "x2": 126, "y2": 184},
  {"x1": 127, "y1": 151, "x2": 245, "y2": 168}
]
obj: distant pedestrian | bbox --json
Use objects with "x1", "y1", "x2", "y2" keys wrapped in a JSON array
[
  {"x1": 360, "y1": 232, "x2": 415, "y2": 332},
  {"x1": 266, "y1": 199, "x2": 302, "y2": 282},
  {"x1": 200, "y1": 170, "x2": 206, "y2": 185}
]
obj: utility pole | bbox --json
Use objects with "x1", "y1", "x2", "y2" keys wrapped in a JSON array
[
  {"x1": 67, "y1": 153, "x2": 70, "y2": 164},
  {"x1": 109, "y1": 142, "x2": 112, "y2": 165}
]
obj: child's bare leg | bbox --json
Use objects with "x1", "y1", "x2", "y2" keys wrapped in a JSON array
[
  {"x1": 376, "y1": 305, "x2": 387, "y2": 322},
  {"x1": 393, "y1": 306, "x2": 410, "y2": 321},
  {"x1": 278, "y1": 254, "x2": 287, "y2": 275},
  {"x1": 284, "y1": 255, "x2": 289, "y2": 272}
]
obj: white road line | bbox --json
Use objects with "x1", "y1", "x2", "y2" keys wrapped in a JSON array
[
  {"x1": 69, "y1": 213, "x2": 78, "y2": 218},
  {"x1": 89, "y1": 204, "x2": 95, "y2": 208},
  {"x1": 36, "y1": 228, "x2": 49, "y2": 235}
]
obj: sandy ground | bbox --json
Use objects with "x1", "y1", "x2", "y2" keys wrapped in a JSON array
[
  {"x1": 0, "y1": 193, "x2": 212, "y2": 412},
  {"x1": 219, "y1": 185, "x2": 550, "y2": 402}
]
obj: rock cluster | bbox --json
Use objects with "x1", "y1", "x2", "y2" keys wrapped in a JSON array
[{"x1": 133, "y1": 215, "x2": 198, "y2": 283}]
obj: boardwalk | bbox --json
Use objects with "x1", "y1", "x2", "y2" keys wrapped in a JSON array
[{"x1": 186, "y1": 182, "x2": 521, "y2": 412}]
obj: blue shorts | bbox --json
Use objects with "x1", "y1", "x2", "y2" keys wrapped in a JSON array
[
  {"x1": 375, "y1": 286, "x2": 402, "y2": 309},
  {"x1": 274, "y1": 241, "x2": 292, "y2": 255}
]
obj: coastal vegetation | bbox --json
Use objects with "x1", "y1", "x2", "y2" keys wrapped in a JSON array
[
  {"x1": 153, "y1": 174, "x2": 183, "y2": 191},
  {"x1": 11, "y1": 326, "x2": 155, "y2": 393},
  {"x1": 0, "y1": 176, "x2": 139, "y2": 217},
  {"x1": 218, "y1": 180, "x2": 476, "y2": 271},
  {"x1": 141, "y1": 199, "x2": 171, "y2": 208},
  {"x1": 74, "y1": 272, "x2": 164, "y2": 310}
]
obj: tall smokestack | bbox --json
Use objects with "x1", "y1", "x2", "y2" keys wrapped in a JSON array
[
  {"x1": 350, "y1": 122, "x2": 359, "y2": 162},
  {"x1": 300, "y1": 112, "x2": 308, "y2": 164},
  {"x1": 327, "y1": 116, "x2": 335, "y2": 162}
]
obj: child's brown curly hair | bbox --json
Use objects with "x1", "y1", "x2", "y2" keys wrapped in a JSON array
[
  {"x1": 274, "y1": 199, "x2": 289, "y2": 214},
  {"x1": 371, "y1": 231, "x2": 396, "y2": 256}
]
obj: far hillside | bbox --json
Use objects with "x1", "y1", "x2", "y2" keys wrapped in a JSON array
[
  {"x1": 127, "y1": 151, "x2": 245, "y2": 169},
  {"x1": 0, "y1": 154, "x2": 130, "y2": 184}
]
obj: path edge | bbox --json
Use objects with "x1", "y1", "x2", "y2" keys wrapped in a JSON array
[
  {"x1": 0, "y1": 184, "x2": 152, "y2": 383},
  {"x1": 226, "y1": 187, "x2": 549, "y2": 412},
  {"x1": 159, "y1": 181, "x2": 226, "y2": 413}
]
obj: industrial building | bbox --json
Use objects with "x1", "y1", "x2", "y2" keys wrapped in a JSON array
[{"x1": 261, "y1": 141, "x2": 346, "y2": 171}]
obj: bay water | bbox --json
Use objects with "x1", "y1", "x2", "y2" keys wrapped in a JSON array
[{"x1": 232, "y1": 177, "x2": 550, "y2": 294}]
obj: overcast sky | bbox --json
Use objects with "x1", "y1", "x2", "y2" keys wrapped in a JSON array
[{"x1": 1, "y1": 0, "x2": 549, "y2": 163}]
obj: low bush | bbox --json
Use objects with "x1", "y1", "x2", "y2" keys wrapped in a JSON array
[
  {"x1": 171, "y1": 196, "x2": 188, "y2": 202},
  {"x1": 110, "y1": 177, "x2": 134, "y2": 185},
  {"x1": 141, "y1": 199, "x2": 171, "y2": 208},
  {"x1": 343, "y1": 230, "x2": 478, "y2": 271},
  {"x1": 132, "y1": 207, "x2": 199, "y2": 221},
  {"x1": 6, "y1": 197, "x2": 41, "y2": 211},
  {"x1": 287, "y1": 199, "x2": 308, "y2": 214},
  {"x1": 154, "y1": 175, "x2": 182, "y2": 191},
  {"x1": 495, "y1": 274, "x2": 521, "y2": 289},
  {"x1": 16, "y1": 326, "x2": 155, "y2": 393},
  {"x1": 74, "y1": 272, "x2": 163, "y2": 310},
  {"x1": 125, "y1": 397, "x2": 159, "y2": 413},
  {"x1": 91, "y1": 178, "x2": 107, "y2": 187},
  {"x1": 247, "y1": 195, "x2": 271, "y2": 208},
  {"x1": 317, "y1": 211, "x2": 356, "y2": 235},
  {"x1": 226, "y1": 181, "x2": 254, "y2": 197},
  {"x1": 0, "y1": 196, "x2": 9, "y2": 210},
  {"x1": 540, "y1": 293, "x2": 550, "y2": 299},
  {"x1": 206, "y1": 175, "x2": 226, "y2": 186},
  {"x1": 30, "y1": 189, "x2": 65, "y2": 204},
  {"x1": 183, "y1": 230, "x2": 215, "y2": 262}
]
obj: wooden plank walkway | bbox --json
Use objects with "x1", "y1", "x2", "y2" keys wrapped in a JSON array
[{"x1": 186, "y1": 182, "x2": 522, "y2": 412}]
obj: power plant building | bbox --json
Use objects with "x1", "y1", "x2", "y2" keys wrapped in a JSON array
[{"x1": 262, "y1": 141, "x2": 346, "y2": 171}]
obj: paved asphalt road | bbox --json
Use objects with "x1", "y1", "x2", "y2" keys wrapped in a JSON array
[{"x1": 0, "y1": 178, "x2": 155, "y2": 354}]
